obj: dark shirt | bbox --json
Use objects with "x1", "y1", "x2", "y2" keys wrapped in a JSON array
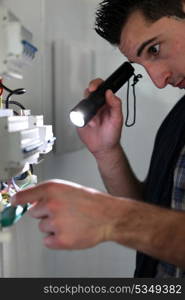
[{"x1": 134, "y1": 95, "x2": 185, "y2": 277}]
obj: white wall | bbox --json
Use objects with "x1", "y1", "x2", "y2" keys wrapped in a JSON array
[{"x1": 0, "y1": 0, "x2": 184, "y2": 278}]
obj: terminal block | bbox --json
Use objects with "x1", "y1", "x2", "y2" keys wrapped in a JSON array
[
  {"x1": 0, "y1": 109, "x2": 55, "y2": 227},
  {"x1": 0, "y1": 109, "x2": 55, "y2": 180}
]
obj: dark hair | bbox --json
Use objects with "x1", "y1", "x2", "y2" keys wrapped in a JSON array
[{"x1": 95, "y1": 0, "x2": 185, "y2": 45}]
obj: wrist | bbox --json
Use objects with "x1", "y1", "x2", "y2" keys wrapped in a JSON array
[
  {"x1": 94, "y1": 143, "x2": 123, "y2": 163},
  {"x1": 104, "y1": 197, "x2": 144, "y2": 245},
  {"x1": 102, "y1": 196, "x2": 131, "y2": 243}
]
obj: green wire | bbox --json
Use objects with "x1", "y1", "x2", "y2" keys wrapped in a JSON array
[
  {"x1": 0, "y1": 175, "x2": 32, "y2": 227},
  {"x1": 0, "y1": 204, "x2": 28, "y2": 227}
]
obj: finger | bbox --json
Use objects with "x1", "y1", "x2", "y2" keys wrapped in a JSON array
[
  {"x1": 28, "y1": 201, "x2": 50, "y2": 219},
  {"x1": 39, "y1": 218, "x2": 55, "y2": 234},
  {"x1": 10, "y1": 182, "x2": 49, "y2": 206},
  {"x1": 105, "y1": 90, "x2": 123, "y2": 119},
  {"x1": 83, "y1": 79, "x2": 104, "y2": 99},
  {"x1": 44, "y1": 233, "x2": 63, "y2": 249},
  {"x1": 88, "y1": 78, "x2": 104, "y2": 92},
  {"x1": 83, "y1": 88, "x2": 90, "y2": 98}
]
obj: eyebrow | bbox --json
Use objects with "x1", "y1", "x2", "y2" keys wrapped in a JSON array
[{"x1": 137, "y1": 36, "x2": 159, "y2": 57}]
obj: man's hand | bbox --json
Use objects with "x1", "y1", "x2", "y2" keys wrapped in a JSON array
[
  {"x1": 77, "y1": 78, "x2": 142, "y2": 199},
  {"x1": 10, "y1": 179, "x2": 185, "y2": 268},
  {"x1": 77, "y1": 78, "x2": 124, "y2": 158},
  {"x1": 11, "y1": 180, "x2": 118, "y2": 249}
]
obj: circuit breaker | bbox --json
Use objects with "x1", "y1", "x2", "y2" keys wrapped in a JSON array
[
  {"x1": 0, "y1": 4, "x2": 55, "y2": 229},
  {"x1": 0, "y1": 5, "x2": 37, "y2": 79}
]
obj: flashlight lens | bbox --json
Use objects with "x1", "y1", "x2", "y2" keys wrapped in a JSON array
[{"x1": 70, "y1": 111, "x2": 85, "y2": 127}]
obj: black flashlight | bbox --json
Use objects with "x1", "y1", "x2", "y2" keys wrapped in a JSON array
[{"x1": 69, "y1": 61, "x2": 135, "y2": 127}]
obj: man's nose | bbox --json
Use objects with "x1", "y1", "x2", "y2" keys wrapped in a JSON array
[{"x1": 145, "y1": 63, "x2": 172, "y2": 89}]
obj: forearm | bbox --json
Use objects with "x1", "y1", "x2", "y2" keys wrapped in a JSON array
[
  {"x1": 110, "y1": 197, "x2": 185, "y2": 268},
  {"x1": 96, "y1": 144, "x2": 143, "y2": 199}
]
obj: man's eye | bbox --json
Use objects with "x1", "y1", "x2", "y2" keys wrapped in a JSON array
[{"x1": 148, "y1": 44, "x2": 160, "y2": 56}]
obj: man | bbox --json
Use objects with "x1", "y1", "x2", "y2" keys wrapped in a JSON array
[{"x1": 11, "y1": 0, "x2": 185, "y2": 277}]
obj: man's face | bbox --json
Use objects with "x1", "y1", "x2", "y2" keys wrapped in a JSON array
[{"x1": 119, "y1": 10, "x2": 185, "y2": 89}]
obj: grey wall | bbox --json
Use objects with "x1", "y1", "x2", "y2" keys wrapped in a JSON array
[{"x1": 0, "y1": 0, "x2": 184, "y2": 277}]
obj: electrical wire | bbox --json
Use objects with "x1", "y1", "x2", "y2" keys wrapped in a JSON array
[
  {"x1": 20, "y1": 180, "x2": 31, "y2": 190},
  {"x1": 7, "y1": 100, "x2": 26, "y2": 110},
  {"x1": 11, "y1": 178, "x2": 20, "y2": 192},
  {"x1": 5, "y1": 89, "x2": 26, "y2": 109},
  {"x1": 0, "y1": 79, "x2": 4, "y2": 108},
  {"x1": 0, "y1": 182, "x2": 8, "y2": 191},
  {"x1": 30, "y1": 164, "x2": 33, "y2": 174},
  {"x1": 2, "y1": 99, "x2": 26, "y2": 113},
  {"x1": 0, "y1": 79, "x2": 4, "y2": 96},
  {"x1": 0, "y1": 81, "x2": 26, "y2": 109},
  {"x1": 14, "y1": 171, "x2": 32, "y2": 190},
  {"x1": 0, "y1": 82, "x2": 12, "y2": 93}
]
